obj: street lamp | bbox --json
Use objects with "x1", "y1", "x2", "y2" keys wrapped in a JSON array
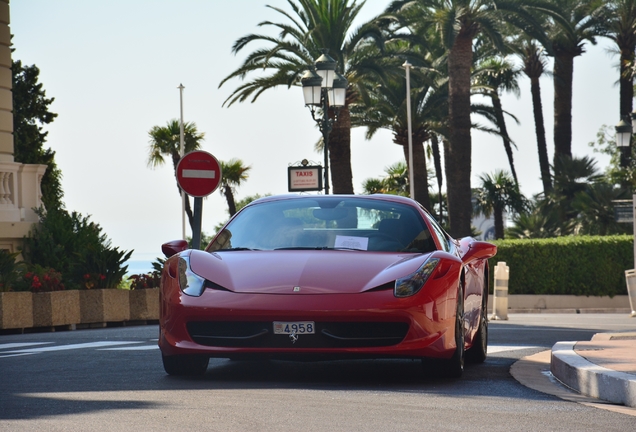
[
  {"x1": 301, "y1": 50, "x2": 347, "y2": 195},
  {"x1": 615, "y1": 117, "x2": 632, "y2": 168}
]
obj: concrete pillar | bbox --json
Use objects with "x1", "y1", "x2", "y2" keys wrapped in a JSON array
[
  {"x1": 491, "y1": 261, "x2": 509, "y2": 320},
  {"x1": 0, "y1": 0, "x2": 12, "y2": 163}
]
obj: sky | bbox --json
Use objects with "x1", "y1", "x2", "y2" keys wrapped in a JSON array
[{"x1": 11, "y1": 0, "x2": 620, "y2": 271}]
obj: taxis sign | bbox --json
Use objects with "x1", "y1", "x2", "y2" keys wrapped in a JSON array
[{"x1": 288, "y1": 165, "x2": 323, "y2": 192}]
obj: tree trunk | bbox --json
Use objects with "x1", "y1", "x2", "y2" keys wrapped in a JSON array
[
  {"x1": 491, "y1": 93, "x2": 518, "y2": 185},
  {"x1": 553, "y1": 52, "x2": 574, "y2": 163},
  {"x1": 619, "y1": 46, "x2": 635, "y2": 118},
  {"x1": 328, "y1": 107, "x2": 354, "y2": 194},
  {"x1": 446, "y1": 34, "x2": 474, "y2": 237},
  {"x1": 494, "y1": 207, "x2": 505, "y2": 240},
  {"x1": 530, "y1": 76, "x2": 552, "y2": 195},
  {"x1": 431, "y1": 135, "x2": 444, "y2": 221},
  {"x1": 224, "y1": 185, "x2": 237, "y2": 217}
]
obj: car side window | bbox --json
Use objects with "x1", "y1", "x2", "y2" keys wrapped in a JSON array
[{"x1": 424, "y1": 213, "x2": 450, "y2": 252}]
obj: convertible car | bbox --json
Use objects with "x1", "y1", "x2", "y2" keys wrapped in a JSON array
[{"x1": 159, "y1": 194, "x2": 496, "y2": 377}]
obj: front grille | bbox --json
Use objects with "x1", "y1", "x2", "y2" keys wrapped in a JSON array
[{"x1": 186, "y1": 321, "x2": 409, "y2": 348}]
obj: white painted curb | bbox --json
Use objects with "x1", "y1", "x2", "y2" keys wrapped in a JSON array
[{"x1": 551, "y1": 341, "x2": 636, "y2": 408}]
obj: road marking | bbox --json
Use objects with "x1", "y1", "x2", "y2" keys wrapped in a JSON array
[
  {"x1": 488, "y1": 345, "x2": 541, "y2": 354},
  {"x1": 0, "y1": 342, "x2": 53, "y2": 350},
  {"x1": 0, "y1": 352, "x2": 38, "y2": 359},
  {"x1": 99, "y1": 345, "x2": 158, "y2": 351},
  {"x1": 0, "y1": 341, "x2": 539, "y2": 357},
  {"x1": 1, "y1": 341, "x2": 142, "y2": 354}
]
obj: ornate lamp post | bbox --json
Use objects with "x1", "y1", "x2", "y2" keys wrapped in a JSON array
[
  {"x1": 301, "y1": 50, "x2": 347, "y2": 195},
  {"x1": 615, "y1": 117, "x2": 632, "y2": 168}
]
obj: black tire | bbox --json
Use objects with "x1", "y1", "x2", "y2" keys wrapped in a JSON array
[
  {"x1": 466, "y1": 287, "x2": 488, "y2": 364},
  {"x1": 162, "y1": 354, "x2": 209, "y2": 376},
  {"x1": 441, "y1": 283, "x2": 465, "y2": 378}
]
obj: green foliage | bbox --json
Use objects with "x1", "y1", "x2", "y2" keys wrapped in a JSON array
[
  {"x1": 12, "y1": 59, "x2": 63, "y2": 210},
  {"x1": 0, "y1": 250, "x2": 24, "y2": 292},
  {"x1": 74, "y1": 246, "x2": 133, "y2": 290},
  {"x1": 488, "y1": 235, "x2": 632, "y2": 297},
  {"x1": 589, "y1": 125, "x2": 636, "y2": 190},
  {"x1": 21, "y1": 208, "x2": 133, "y2": 289}
]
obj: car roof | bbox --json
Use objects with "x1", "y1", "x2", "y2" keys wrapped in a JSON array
[{"x1": 247, "y1": 193, "x2": 421, "y2": 208}]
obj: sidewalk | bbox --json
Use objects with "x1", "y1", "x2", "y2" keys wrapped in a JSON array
[{"x1": 550, "y1": 332, "x2": 636, "y2": 408}]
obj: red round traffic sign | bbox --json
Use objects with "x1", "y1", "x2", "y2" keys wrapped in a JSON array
[{"x1": 176, "y1": 150, "x2": 222, "y2": 197}]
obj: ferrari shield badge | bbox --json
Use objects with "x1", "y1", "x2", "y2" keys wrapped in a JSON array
[{"x1": 289, "y1": 331, "x2": 298, "y2": 344}]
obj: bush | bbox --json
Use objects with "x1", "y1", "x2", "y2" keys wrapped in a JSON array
[
  {"x1": 488, "y1": 235, "x2": 632, "y2": 297},
  {"x1": 21, "y1": 207, "x2": 133, "y2": 289},
  {"x1": 129, "y1": 273, "x2": 161, "y2": 290},
  {"x1": 15, "y1": 265, "x2": 64, "y2": 292},
  {"x1": 0, "y1": 249, "x2": 24, "y2": 292}
]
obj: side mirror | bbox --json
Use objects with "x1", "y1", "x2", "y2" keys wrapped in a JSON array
[
  {"x1": 162, "y1": 240, "x2": 189, "y2": 258},
  {"x1": 462, "y1": 241, "x2": 497, "y2": 264}
]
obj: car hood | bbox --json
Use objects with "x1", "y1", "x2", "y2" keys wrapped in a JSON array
[{"x1": 189, "y1": 249, "x2": 431, "y2": 294}]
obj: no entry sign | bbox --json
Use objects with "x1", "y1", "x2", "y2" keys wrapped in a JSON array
[{"x1": 176, "y1": 150, "x2": 222, "y2": 197}]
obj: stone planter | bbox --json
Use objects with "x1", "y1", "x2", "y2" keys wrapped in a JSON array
[
  {"x1": 129, "y1": 288, "x2": 159, "y2": 321},
  {"x1": 80, "y1": 289, "x2": 130, "y2": 324},
  {"x1": 0, "y1": 291, "x2": 33, "y2": 329},
  {"x1": 32, "y1": 290, "x2": 80, "y2": 328}
]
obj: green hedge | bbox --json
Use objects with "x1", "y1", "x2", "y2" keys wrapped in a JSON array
[{"x1": 488, "y1": 235, "x2": 633, "y2": 297}]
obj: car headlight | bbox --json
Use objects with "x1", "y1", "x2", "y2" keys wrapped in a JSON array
[
  {"x1": 178, "y1": 256, "x2": 206, "y2": 297},
  {"x1": 394, "y1": 258, "x2": 440, "y2": 298}
]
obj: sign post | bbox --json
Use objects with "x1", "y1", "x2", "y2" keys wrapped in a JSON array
[{"x1": 176, "y1": 151, "x2": 222, "y2": 249}]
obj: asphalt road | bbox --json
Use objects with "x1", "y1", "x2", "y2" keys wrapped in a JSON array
[{"x1": 0, "y1": 314, "x2": 634, "y2": 431}]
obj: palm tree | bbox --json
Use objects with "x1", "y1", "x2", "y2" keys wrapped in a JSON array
[
  {"x1": 472, "y1": 56, "x2": 521, "y2": 185},
  {"x1": 219, "y1": 159, "x2": 252, "y2": 217},
  {"x1": 515, "y1": 38, "x2": 552, "y2": 194},
  {"x1": 599, "y1": 0, "x2": 636, "y2": 118},
  {"x1": 219, "y1": 0, "x2": 384, "y2": 194},
  {"x1": 385, "y1": 0, "x2": 546, "y2": 237},
  {"x1": 147, "y1": 119, "x2": 205, "y2": 230},
  {"x1": 542, "y1": 0, "x2": 605, "y2": 163},
  {"x1": 362, "y1": 161, "x2": 414, "y2": 196},
  {"x1": 352, "y1": 48, "x2": 447, "y2": 209},
  {"x1": 507, "y1": 208, "x2": 569, "y2": 238},
  {"x1": 571, "y1": 181, "x2": 629, "y2": 235},
  {"x1": 537, "y1": 154, "x2": 603, "y2": 226},
  {"x1": 473, "y1": 170, "x2": 526, "y2": 239}
]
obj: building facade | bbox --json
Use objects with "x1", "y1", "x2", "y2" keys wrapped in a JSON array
[{"x1": 0, "y1": 0, "x2": 47, "y2": 254}]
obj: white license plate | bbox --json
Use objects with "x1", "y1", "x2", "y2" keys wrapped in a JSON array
[{"x1": 273, "y1": 321, "x2": 315, "y2": 334}]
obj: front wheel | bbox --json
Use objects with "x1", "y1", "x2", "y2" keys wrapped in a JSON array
[
  {"x1": 466, "y1": 287, "x2": 488, "y2": 364},
  {"x1": 162, "y1": 353, "x2": 209, "y2": 376},
  {"x1": 440, "y1": 283, "x2": 465, "y2": 378}
]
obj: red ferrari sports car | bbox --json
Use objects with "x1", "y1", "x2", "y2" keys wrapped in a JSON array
[{"x1": 159, "y1": 194, "x2": 496, "y2": 377}]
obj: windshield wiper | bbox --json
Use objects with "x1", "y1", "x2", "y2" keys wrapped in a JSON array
[
  {"x1": 273, "y1": 247, "x2": 367, "y2": 251},
  {"x1": 273, "y1": 247, "x2": 321, "y2": 250},
  {"x1": 217, "y1": 247, "x2": 260, "y2": 251}
]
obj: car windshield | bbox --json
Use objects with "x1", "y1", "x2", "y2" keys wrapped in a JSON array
[{"x1": 207, "y1": 197, "x2": 436, "y2": 253}]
